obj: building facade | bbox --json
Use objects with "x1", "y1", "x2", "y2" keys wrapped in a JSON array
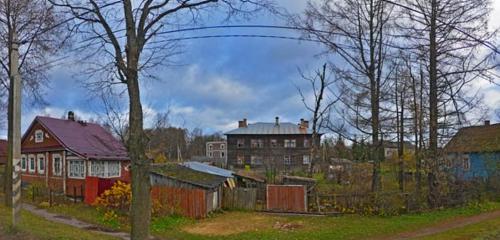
[
  {"x1": 20, "y1": 113, "x2": 130, "y2": 196},
  {"x1": 225, "y1": 117, "x2": 320, "y2": 171},
  {"x1": 444, "y1": 121, "x2": 500, "y2": 180},
  {"x1": 206, "y1": 141, "x2": 227, "y2": 166},
  {"x1": 0, "y1": 139, "x2": 6, "y2": 165}
]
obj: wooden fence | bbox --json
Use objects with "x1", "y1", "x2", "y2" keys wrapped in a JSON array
[
  {"x1": 222, "y1": 187, "x2": 257, "y2": 210},
  {"x1": 266, "y1": 185, "x2": 307, "y2": 213},
  {"x1": 151, "y1": 186, "x2": 207, "y2": 219}
]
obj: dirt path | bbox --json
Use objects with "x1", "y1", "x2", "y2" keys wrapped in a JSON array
[
  {"x1": 380, "y1": 210, "x2": 500, "y2": 240},
  {"x1": 23, "y1": 204, "x2": 130, "y2": 240}
]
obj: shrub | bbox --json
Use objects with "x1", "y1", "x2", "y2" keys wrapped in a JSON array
[{"x1": 94, "y1": 181, "x2": 131, "y2": 211}]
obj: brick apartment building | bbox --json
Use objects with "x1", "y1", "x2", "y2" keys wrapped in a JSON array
[{"x1": 225, "y1": 117, "x2": 321, "y2": 171}]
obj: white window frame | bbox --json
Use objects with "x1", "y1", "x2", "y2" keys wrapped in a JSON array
[
  {"x1": 89, "y1": 160, "x2": 121, "y2": 178},
  {"x1": 463, "y1": 154, "x2": 470, "y2": 171},
  {"x1": 303, "y1": 155, "x2": 311, "y2": 165},
  {"x1": 237, "y1": 155, "x2": 244, "y2": 165},
  {"x1": 52, "y1": 154, "x2": 62, "y2": 176},
  {"x1": 251, "y1": 155, "x2": 262, "y2": 165},
  {"x1": 304, "y1": 139, "x2": 310, "y2": 148},
  {"x1": 28, "y1": 154, "x2": 36, "y2": 173},
  {"x1": 35, "y1": 130, "x2": 44, "y2": 143},
  {"x1": 37, "y1": 154, "x2": 45, "y2": 174},
  {"x1": 291, "y1": 139, "x2": 296, "y2": 148},
  {"x1": 284, "y1": 155, "x2": 292, "y2": 165},
  {"x1": 68, "y1": 159, "x2": 86, "y2": 179},
  {"x1": 21, "y1": 155, "x2": 27, "y2": 171}
]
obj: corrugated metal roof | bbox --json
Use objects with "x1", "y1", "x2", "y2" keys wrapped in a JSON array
[
  {"x1": 182, "y1": 161, "x2": 234, "y2": 178},
  {"x1": 150, "y1": 163, "x2": 227, "y2": 189},
  {"x1": 22, "y1": 116, "x2": 129, "y2": 160},
  {"x1": 225, "y1": 122, "x2": 313, "y2": 135}
]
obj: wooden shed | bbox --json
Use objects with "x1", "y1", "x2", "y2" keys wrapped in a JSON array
[{"x1": 150, "y1": 164, "x2": 228, "y2": 218}]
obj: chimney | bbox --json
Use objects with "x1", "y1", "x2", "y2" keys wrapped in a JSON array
[
  {"x1": 68, "y1": 111, "x2": 75, "y2": 121},
  {"x1": 485, "y1": 120, "x2": 490, "y2": 126},
  {"x1": 300, "y1": 119, "x2": 309, "y2": 129},
  {"x1": 238, "y1": 118, "x2": 248, "y2": 128},
  {"x1": 275, "y1": 116, "x2": 280, "y2": 126}
]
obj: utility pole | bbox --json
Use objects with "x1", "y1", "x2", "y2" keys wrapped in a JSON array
[{"x1": 7, "y1": 29, "x2": 22, "y2": 225}]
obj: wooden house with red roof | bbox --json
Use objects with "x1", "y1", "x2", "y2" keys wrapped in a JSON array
[
  {"x1": 20, "y1": 112, "x2": 130, "y2": 196},
  {"x1": 0, "y1": 139, "x2": 7, "y2": 165}
]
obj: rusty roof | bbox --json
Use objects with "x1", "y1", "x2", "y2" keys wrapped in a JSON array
[
  {"x1": 225, "y1": 122, "x2": 314, "y2": 135},
  {"x1": 22, "y1": 116, "x2": 128, "y2": 161},
  {"x1": 444, "y1": 123, "x2": 500, "y2": 153},
  {"x1": 0, "y1": 139, "x2": 6, "y2": 164}
]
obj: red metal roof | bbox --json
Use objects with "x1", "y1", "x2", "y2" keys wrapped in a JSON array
[
  {"x1": 0, "y1": 139, "x2": 7, "y2": 164},
  {"x1": 24, "y1": 116, "x2": 129, "y2": 161}
]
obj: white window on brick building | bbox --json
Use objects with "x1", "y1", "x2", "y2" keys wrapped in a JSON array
[
  {"x1": 303, "y1": 155, "x2": 311, "y2": 165},
  {"x1": 284, "y1": 155, "x2": 291, "y2": 165}
]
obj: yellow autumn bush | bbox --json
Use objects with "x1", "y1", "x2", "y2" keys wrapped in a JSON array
[{"x1": 94, "y1": 181, "x2": 131, "y2": 210}]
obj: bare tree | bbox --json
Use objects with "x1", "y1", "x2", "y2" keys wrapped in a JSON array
[
  {"x1": 297, "y1": 63, "x2": 340, "y2": 176},
  {"x1": 295, "y1": 0, "x2": 395, "y2": 191},
  {"x1": 49, "y1": 1, "x2": 274, "y2": 239},
  {"x1": 399, "y1": 0, "x2": 497, "y2": 207},
  {"x1": 99, "y1": 93, "x2": 129, "y2": 144},
  {"x1": 0, "y1": 0, "x2": 67, "y2": 224}
]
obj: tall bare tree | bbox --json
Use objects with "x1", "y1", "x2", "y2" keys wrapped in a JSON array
[
  {"x1": 0, "y1": 0, "x2": 66, "y2": 224},
  {"x1": 295, "y1": 0, "x2": 394, "y2": 191},
  {"x1": 49, "y1": 1, "x2": 274, "y2": 239},
  {"x1": 297, "y1": 63, "x2": 339, "y2": 176},
  {"x1": 398, "y1": 0, "x2": 496, "y2": 207}
]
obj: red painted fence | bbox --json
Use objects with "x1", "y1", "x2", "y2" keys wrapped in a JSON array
[
  {"x1": 266, "y1": 185, "x2": 307, "y2": 213},
  {"x1": 151, "y1": 186, "x2": 207, "y2": 219}
]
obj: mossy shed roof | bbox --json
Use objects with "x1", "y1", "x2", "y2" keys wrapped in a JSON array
[
  {"x1": 150, "y1": 164, "x2": 227, "y2": 189},
  {"x1": 445, "y1": 123, "x2": 500, "y2": 153}
]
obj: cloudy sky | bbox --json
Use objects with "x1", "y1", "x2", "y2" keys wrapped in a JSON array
[{"x1": 1, "y1": 0, "x2": 500, "y2": 138}]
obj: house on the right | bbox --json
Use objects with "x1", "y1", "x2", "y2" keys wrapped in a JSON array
[{"x1": 444, "y1": 120, "x2": 500, "y2": 180}]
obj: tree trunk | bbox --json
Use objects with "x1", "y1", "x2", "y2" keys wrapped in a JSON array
[
  {"x1": 127, "y1": 70, "x2": 151, "y2": 240},
  {"x1": 398, "y1": 85, "x2": 405, "y2": 192},
  {"x1": 427, "y1": 0, "x2": 440, "y2": 208}
]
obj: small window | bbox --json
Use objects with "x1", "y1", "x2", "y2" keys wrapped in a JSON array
[
  {"x1": 68, "y1": 159, "x2": 85, "y2": 179},
  {"x1": 220, "y1": 144, "x2": 225, "y2": 150},
  {"x1": 291, "y1": 139, "x2": 296, "y2": 148},
  {"x1": 284, "y1": 155, "x2": 291, "y2": 165},
  {"x1": 209, "y1": 152, "x2": 213, "y2": 157},
  {"x1": 37, "y1": 154, "x2": 45, "y2": 174},
  {"x1": 251, "y1": 155, "x2": 262, "y2": 165},
  {"x1": 35, "y1": 130, "x2": 44, "y2": 143},
  {"x1": 284, "y1": 139, "x2": 290, "y2": 148},
  {"x1": 237, "y1": 155, "x2": 244, "y2": 165},
  {"x1": 208, "y1": 144, "x2": 213, "y2": 150},
  {"x1": 53, "y1": 154, "x2": 62, "y2": 176},
  {"x1": 21, "y1": 155, "x2": 27, "y2": 171},
  {"x1": 237, "y1": 139, "x2": 245, "y2": 148},
  {"x1": 463, "y1": 154, "x2": 470, "y2": 171},
  {"x1": 271, "y1": 139, "x2": 278, "y2": 148},
  {"x1": 29, "y1": 155, "x2": 36, "y2": 173},
  {"x1": 303, "y1": 155, "x2": 311, "y2": 165},
  {"x1": 304, "y1": 139, "x2": 310, "y2": 148},
  {"x1": 221, "y1": 152, "x2": 225, "y2": 157}
]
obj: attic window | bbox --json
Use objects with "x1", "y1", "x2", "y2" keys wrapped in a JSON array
[{"x1": 35, "y1": 130, "x2": 44, "y2": 143}]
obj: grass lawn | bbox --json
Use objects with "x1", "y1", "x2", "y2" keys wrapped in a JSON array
[
  {"x1": 45, "y1": 201, "x2": 500, "y2": 240},
  {"x1": 0, "y1": 204, "x2": 118, "y2": 240},
  {"x1": 419, "y1": 216, "x2": 500, "y2": 240}
]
